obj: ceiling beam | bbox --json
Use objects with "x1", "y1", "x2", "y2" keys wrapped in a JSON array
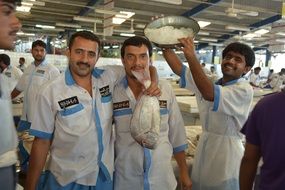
[
  {"x1": 79, "y1": 0, "x2": 101, "y2": 16},
  {"x1": 182, "y1": 0, "x2": 223, "y2": 17}
]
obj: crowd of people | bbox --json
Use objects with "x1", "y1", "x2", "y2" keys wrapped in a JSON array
[{"x1": 1, "y1": 0, "x2": 285, "y2": 190}]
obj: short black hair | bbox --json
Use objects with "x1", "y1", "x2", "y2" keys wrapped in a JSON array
[
  {"x1": 19, "y1": 57, "x2": 25, "y2": 61},
  {"x1": 0, "y1": 54, "x2": 10, "y2": 66},
  {"x1": 222, "y1": 42, "x2": 255, "y2": 67},
  {"x1": 68, "y1": 31, "x2": 101, "y2": 51},
  {"x1": 32, "y1": 40, "x2": 46, "y2": 49},
  {"x1": 254, "y1": 67, "x2": 261, "y2": 71},
  {"x1": 121, "y1": 36, "x2": 152, "y2": 58}
]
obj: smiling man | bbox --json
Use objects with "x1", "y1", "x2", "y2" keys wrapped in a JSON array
[{"x1": 163, "y1": 39, "x2": 255, "y2": 190}]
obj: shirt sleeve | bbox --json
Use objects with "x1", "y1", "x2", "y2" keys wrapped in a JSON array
[
  {"x1": 212, "y1": 81, "x2": 253, "y2": 118},
  {"x1": 104, "y1": 65, "x2": 126, "y2": 85},
  {"x1": 29, "y1": 86, "x2": 54, "y2": 139},
  {"x1": 179, "y1": 64, "x2": 200, "y2": 95}
]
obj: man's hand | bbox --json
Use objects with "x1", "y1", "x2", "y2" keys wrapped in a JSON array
[
  {"x1": 144, "y1": 81, "x2": 161, "y2": 96},
  {"x1": 179, "y1": 170, "x2": 192, "y2": 190},
  {"x1": 177, "y1": 37, "x2": 196, "y2": 59}
]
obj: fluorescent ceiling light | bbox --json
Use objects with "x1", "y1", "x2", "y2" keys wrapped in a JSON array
[
  {"x1": 22, "y1": 0, "x2": 45, "y2": 6},
  {"x1": 135, "y1": 24, "x2": 146, "y2": 29},
  {"x1": 254, "y1": 29, "x2": 269, "y2": 35},
  {"x1": 120, "y1": 33, "x2": 135, "y2": 37},
  {"x1": 225, "y1": 25, "x2": 250, "y2": 31},
  {"x1": 113, "y1": 17, "x2": 125, "y2": 25},
  {"x1": 17, "y1": 31, "x2": 35, "y2": 36},
  {"x1": 150, "y1": 0, "x2": 182, "y2": 5},
  {"x1": 56, "y1": 22, "x2": 81, "y2": 28},
  {"x1": 243, "y1": 33, "x2": 258, "y2": 39},
  {"x1": 198, "y1": 21, "x2": 211, "y2": 28},
  {"x1": 16, "y1": 6, "x2": 32, "y2": 12},
  {"x1": 36, "y1": 24, "x2": 55, "y2": 29},
  {"x1": 209, "y1": 43, "x2": 224, "y2": 46},
  {"x1": 118, "y1": 11, "x2": 135, "y2": 19},
  {"x1": 200, "y1": 37, "x2": 217, "y2": 42},
  {"x1": 73, "y1": 16, "x2": 102, "y2": 23},
  {"x1": 198, "y1": 31, "x2": 210, "y2": 35},
  {"x1": 276, "y1": 32, "x2": 285, "y2": 36},
  {"x1": 276, "y1": 39, "x2": 285, "y2": 43}
]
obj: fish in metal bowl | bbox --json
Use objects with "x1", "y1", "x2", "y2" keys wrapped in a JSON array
[{"x1": 144, "y1": 15, "x2": 200, "y2": 48}]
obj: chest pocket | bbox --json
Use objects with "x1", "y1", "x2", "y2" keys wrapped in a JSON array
[
  {"x1": 114, "y1": 108, "x2": 132, "y2": 132},
  {"x1": 58, "y1": 103, "x2": 90, "y2": 134}
]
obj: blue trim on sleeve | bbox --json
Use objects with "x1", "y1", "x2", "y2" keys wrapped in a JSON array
[
  {"x1": 60, "y1": 103, "x2": 84, "y2": 116},
  {"x1": 17, "y1": 120, "x2": 31, "y2": 132},
  {"x1": 212, "y1": 85, "x2": 220, "y2": 111},
  {"x1": 29, "y1": 129, "x2": 53, "y2": 139},
  {"x1": 143, "y1": 148, "x2": 151, "y2": 190},
  {"x1": 160, "y1": 108, "x2": 169, "y2": 115},
  {"x1": 179, "y1": 64, "x2": 187, "y2": 88},
  {"x1": 114, "y1": 108, "x2": 132, "y2": 117},
  {"x1": 101, "y1": 94, "x2": 112, "y2": 103},
  {"x1": 173, "y1": 144, "x2": 188, "y2": 154}
]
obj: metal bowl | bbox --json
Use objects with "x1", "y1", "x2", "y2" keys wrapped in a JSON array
[{"x1": 144, "y1": 16, "x2": 200, "y2": 48}]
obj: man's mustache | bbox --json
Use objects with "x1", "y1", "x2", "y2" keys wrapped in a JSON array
[{"x1": 77, "y1": 62, "x2": 90, "y2": 67}]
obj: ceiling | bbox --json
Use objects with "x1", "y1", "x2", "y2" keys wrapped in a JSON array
[{"x1": 16, "y1": 0, "x2": 285, "y2": 51}]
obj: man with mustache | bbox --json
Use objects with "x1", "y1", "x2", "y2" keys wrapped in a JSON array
[
  {"x1": 25, "y1": 31, "x2": 159, "y2": 190},
  {"x1": 11, "y1": 40, "x2": 60, "y2": 172},
  {"x1": 163, "y1": 39, "x2": 255, "y2": 190},
  {"x1": 112, "y1": 36, "x2": 192, "y2": 190},
  {"x1": 0, "y1": 0, "x2": 21, "y2": 189}
]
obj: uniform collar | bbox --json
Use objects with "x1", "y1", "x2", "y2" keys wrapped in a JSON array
[
  {"x1": 65, "y1": 67, "x2": 106, "y2": 86},
  {"x1": 215, "y1": 77, "x2": 242, "y2": 86},
  {"x1": 122, "y1": 76, "x2": 128, "y2": 89},
  {"x1": 92, "y1": 67, "x2": 105, "y2": 78},
  {"x1": 32, "y1": 59, "x2": 48, "y2": 66}
]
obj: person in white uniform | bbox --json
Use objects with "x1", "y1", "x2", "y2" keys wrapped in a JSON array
[
  {"x1": 113, "y1": 36, "x2": 192, "y2": 190},
  {"x1": 163, "y1": 38, "x2": 255, "y2": 190},
  {"x1": 11, "y1": 40, "x2": 60, "y2": 172},
  {"x1": 17, "y1": 57, "x2": 26, "y2": 72},
  {"x1": 249, "y1": 67, "x2": 261, "y2": 88},
  {"x1": 0, "y1": 0, "x2": 22, "y2": 189},
  {"x1": 0, "y1": 53, "x2": 23, "y2": 92},
  {"x1": 24, "y1": 31, "x2": 159, "y2": 190}
]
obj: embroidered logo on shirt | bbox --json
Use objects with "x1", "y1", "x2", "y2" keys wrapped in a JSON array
[
  {"x1": 36, "y1": 69, "x2": 45, "y2": 74},
  {"x1": 99, "y1": 85, "x2": 110, "y2": 97},
  {"x1": 159, "y1": 100, "x2": 167, "y2": 108},
  {"x1": 113, "y1": 101, "x2": 130, "y2": 110},
  {"x1": 58, "y1": 96, "x2": 79, "y2": 109},
  {"x1": 4, "y1": 72, "x2": 11, "y2": 78}
]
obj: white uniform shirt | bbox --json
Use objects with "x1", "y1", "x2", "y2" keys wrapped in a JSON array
[
  {"x1": 0, "y1": 74, "x2": 17, "y2": 167},
  {"x1": 180, "y1": 65, "x2": 253, "y2": 190},
  {"x1": 113, "y1": 78, "x2": 187, "y2": 190},
  {"x1": 17, "y1": 64, "x2": 26, "y2": 73},
  {"x1": 249, "y1": 73, "x2": 261, "y2": 86},
  {"x1": 30, "y1": 66, "x2": 124, "y2": 186},
  {"x1": 3, "y1": 65, "x2": 23, "y2": 92},
  {"x1": 16, "y1": 59, "x2": 60, "y2": 128}
]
